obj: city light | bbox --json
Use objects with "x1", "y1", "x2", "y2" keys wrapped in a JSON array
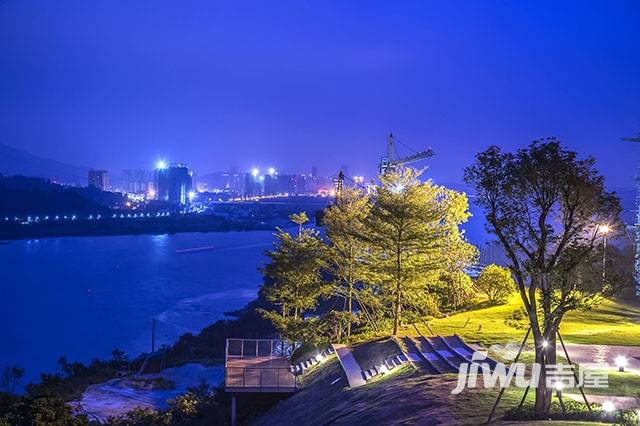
[
  {"x1": 268, "y1": 167, "x2": 276, "y2": 176},
  {"x1": 188, "y1": 191, "x2": 197, "y2": 201},
  {"x1": 251, "y1": 168, "x2": 260, "y2": 178},
  {"x1": 156, "y1": 160, "x2": 168, "y2": 170},
  {"x1": 614, "y1": 355, "x2": 628, "y2": 372},
  {"x1": 147, "y1": 189, "x2": 156, "y2": 199}
]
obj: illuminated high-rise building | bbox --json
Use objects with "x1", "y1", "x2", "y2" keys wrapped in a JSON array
[
  {"x1": 88, "y1": 169, "x2": 109, "y2": 191},
  {"x1": 155, "y1": 163, "x2": 193, "y2": 205}
]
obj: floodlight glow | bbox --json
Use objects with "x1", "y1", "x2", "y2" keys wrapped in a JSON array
[
  {"x1": 598, "y1": 224, "x2": 611, "y2": 235},
  {"x1": 615, "y1": 355, "x2": 628, "y2": 372},
  {"x1": 251, "y1": 168, "x2": 260, "y2": 177},
  {"x1": 542, "y1": 340, "x2": 549, "y2": 349},
  {"x1": 147, "y1": 189, "x2": 156, "y2": 199},
  {"x1": 268, "y1": 167, "x2": 276, "y2": 176},
  {"x1": 602, "y1": 401, "x2": 616, "y2": 412},
  {"x1": 156, "y1": 160, "x2": 168, "y2": 170},
  {"x1": 391, "y1": 183, "x2": 405, "y2": 194},
  {"x1": 188, "y1": 191, "x2": 197, "y2": 201}
]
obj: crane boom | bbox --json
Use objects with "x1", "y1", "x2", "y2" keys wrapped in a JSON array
[{"x1": 379, "y1": 133, "x2": 435, "y2": 175}]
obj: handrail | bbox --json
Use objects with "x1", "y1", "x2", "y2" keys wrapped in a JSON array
[{"x1": 225, "y1": 366, "x2": 297, "y2": 389}]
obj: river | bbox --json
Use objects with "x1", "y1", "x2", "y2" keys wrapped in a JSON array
[{"x1": 0, "y1": 230, "x2": 278, "y2": 384}]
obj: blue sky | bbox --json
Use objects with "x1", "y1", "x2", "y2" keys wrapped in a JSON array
[{"x1": 1, "y1": 0, "x2": 639, "y2": 187}]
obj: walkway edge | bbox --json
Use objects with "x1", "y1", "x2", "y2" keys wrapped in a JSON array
[{"x1": 331, "y1": 344, "x2": 366, "y2": 388}]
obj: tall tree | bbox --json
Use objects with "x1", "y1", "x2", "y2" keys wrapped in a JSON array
[
  {"x1": 362, "y1": 168, "x2": 473, "y2": 335},
  {"x1": 464, "y1": 139, "x2": 621, "y2": 415},
  {"x1": 259, "y1": 213, "x2": 328, "y2": 343},
  {"x1": 323, "y1": 188, "x2": 371, "y2": 338}
]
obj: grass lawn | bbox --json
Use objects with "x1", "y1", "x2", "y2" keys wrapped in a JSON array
[{"x1": 402, "y1": 295, "x2": 640, "y2": 347}]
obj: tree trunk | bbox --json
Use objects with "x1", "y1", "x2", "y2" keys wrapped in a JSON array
[
  {"x1": 393, "y1": 278, "x2": 401, "y2": 335},
  {"x1": 534, "y1": 332, "x2": 557, "y2": 416},
  {"x1": 347, "y1": 280, "x2": 353, "y2": 338}
]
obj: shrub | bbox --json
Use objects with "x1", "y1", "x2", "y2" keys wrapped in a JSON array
[{"x1": 475, "y1": 264, "x2": 516, "y2": 304}]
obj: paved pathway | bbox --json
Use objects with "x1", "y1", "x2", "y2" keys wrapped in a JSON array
[
  {"x1": 332, "y1": 344, "x2": 366, "y2": 388},
  {"x1": 562, "y1": 343, "x2": 640, "y2": 374}
]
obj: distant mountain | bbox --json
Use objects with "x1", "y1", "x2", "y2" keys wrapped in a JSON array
[{"x1": 0, "y1": 143, "x2": 88, "y2": 185}]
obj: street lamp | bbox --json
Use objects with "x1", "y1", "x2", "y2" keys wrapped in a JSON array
[
  {"x1": 598, "y1": 224, "x2": 611, "y2": 282},
  {"x1": 615, "y1": 355, "x2": 628, "y2": 372}
]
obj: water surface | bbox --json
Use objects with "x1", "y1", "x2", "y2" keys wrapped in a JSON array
[{"x1": 0, "y1": 230, "x2": 277, "y2": 383}]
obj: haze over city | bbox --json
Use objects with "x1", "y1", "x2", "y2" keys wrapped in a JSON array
[{"x1": 1, "y1": 1, "x2": 640, "y2": 186}]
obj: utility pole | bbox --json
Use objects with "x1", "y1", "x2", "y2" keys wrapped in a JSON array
[{"x1": 333, "y1": 171, "x2": 344, "y2": 200}]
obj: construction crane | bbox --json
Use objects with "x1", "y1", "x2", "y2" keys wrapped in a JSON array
[
  {"x1": 378, "y1": 133, "x2": 435, "y2": 175},
  {"x1": 624, "y1": 133, "x2": 640, "y2": 296}
]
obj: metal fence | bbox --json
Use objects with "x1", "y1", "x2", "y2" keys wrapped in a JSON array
[
  {"x1": 224, "y1": 338, "x2": 298, "y2": 392},
  {"x1": 225, "y1": 338, "x2": 295, "y2": 359},
  {"x1": 225, "y1": 366, "x2": 297, "y2": 389}
]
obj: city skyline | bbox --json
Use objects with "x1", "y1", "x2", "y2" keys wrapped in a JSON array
[{"x1": 1, "y1": 1, "x2": 639, "y2": 189}]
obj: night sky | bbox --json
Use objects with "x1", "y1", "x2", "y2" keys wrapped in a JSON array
[{"x1": 1, "y1": 1, "x2": 639, "y2": 188}]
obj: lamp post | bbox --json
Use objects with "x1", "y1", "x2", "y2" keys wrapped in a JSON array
[{"x1": 598, "y1": 224, "x2": 611, "y2": 282}]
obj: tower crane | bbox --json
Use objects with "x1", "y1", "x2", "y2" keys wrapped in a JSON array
[{"x1": 378, "y1": 133, "x2": 435, "y2": 175}]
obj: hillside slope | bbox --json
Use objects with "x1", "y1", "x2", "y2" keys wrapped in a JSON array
[
  {"x1": 253, "y1": 341, "x2": 616, "y2": 426},
  {"x1": 0, "y1": 143, "x2": 88, "y2": 185}
]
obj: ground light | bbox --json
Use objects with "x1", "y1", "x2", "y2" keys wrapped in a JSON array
[
  {"x1": 602, "y1": 401, "x2": 616, "y2": 413},
  {"x1": 553, "y1": 382, "x2": 566, "y2": 413},
  {"x1": 614, "y1": 355, "x2": 628, "y2": 372}
]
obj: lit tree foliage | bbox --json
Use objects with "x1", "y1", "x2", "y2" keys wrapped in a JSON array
[
  {"x1": 361, "y1": 168, "x2": 474, "y2": 335},
  {"x1": 258, "y1": 213, "x2": 328, "y2": 343},
  {"x1": 464, "y1": 139, "x2": 621, "y2": 415},
  {"x1": 475, "y1": 264, "x2": 516, "y2": 304},
  {"x1": 431, "y1": 230, "x2": 478, "y2": 311},
  {"x1": 323, "y1": 188, "x2": 371, "y2": 338}
]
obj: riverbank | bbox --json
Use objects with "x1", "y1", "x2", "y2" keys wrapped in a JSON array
[{"x1": 0, "y1": 213, "x2": 273, "y2": 240}]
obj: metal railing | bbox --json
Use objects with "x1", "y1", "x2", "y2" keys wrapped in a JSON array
[
  {"x1": 225, "y1": 338, "x2": 295, "y2": 360},
  {"x1": 225, "y1": 366, "x2": 297, "y2": 389}
]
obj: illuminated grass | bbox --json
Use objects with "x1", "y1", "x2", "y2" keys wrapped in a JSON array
[{"x1": 402, "y1": 295, "x2": 640, "y2": 347}]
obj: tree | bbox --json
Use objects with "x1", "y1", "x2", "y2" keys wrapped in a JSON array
[
  {"x1": 475, "y1": 264, "x2": 516, "y2": 304},
  {"x1": 436, "y1": 229, "x2": 479, "y2": 310},
  {"x1": 0, "y1": 366, "x2": 24, "y2": 394},
  {"x1": 323, "y1": 188, "x2": 371, "y2": 338},
  {"x1": 362, "y1": 168, "x2": 474, "y2": 335},
  {"x1": 464, "y1": 139, "x2": 621, "y2": 415},
  {"x1": 289, "y1": 212, "x2": 309, "y2": 236},
  {"x1": 259, "y1": 213, "x2": 328, "y2": 343}
]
